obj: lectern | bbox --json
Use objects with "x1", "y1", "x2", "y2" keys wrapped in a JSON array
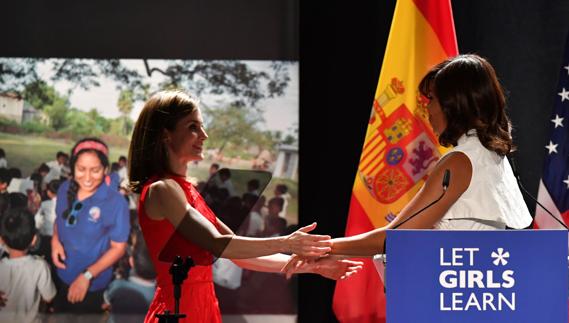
[{"x1": 374, "y1": 230, "x2": 568, "y2": 323}]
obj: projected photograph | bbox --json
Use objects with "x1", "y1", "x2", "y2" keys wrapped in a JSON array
[{"x1": 0, "y1": 57, "x2": 299, "y2": 321}]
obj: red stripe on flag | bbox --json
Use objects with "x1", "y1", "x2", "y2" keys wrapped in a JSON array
[
  {"x1": 360, "y1": 147, "x2": 386, "y2": 173},
  {"x1": 363, "y1": 131, "x2": 381, "y2": 150},
  {"x1": 360, "y1": 138, "x2": 383, "y2": 163},
  {"x1": 561, "y1": 210, "x2": 569, "y2": 226},
  {"x1": 333, "y1": 194, "x2": 386, "y2": 323},
  {"x1": 366, "y1": 159, "x2": 384, "y2": 177},
  {"x1": 345, "y1": 193, "x2": 377, "y2": 235},
  {"x1": 533, "y1": 209, "x2": 569, "y2": 230},
  {"x1": 412, "y1": 0, "x2": 458, "y2": 57},
  {"x1": 333, "y1": 259, "x2": 386, "y2": 323}
]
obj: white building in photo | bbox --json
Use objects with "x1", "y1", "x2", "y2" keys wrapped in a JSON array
[
  {"x1": 0, "y1": 92, "x2": 24, "y2": 123},
  {"x1": 0, "y1": 93, "x2": 41, "y2": 124},
  {"x1": 272, "y1": 144, "x2": 298, "y2": 180}
]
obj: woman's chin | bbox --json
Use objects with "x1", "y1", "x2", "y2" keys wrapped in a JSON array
[
  {"x1": 78, "y1": 186, "x2": 98, "y2": 194},
  {"x1": 187, "y1": 155, "x2": 204, "y2": 163}
]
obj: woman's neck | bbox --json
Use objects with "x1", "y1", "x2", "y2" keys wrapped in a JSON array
[
  {"x1": 77, "y1": 189, "x2": 96, "y2": 201},
  {"x1": 167, "y1": 155, "x2": 188, "y2": 177}
]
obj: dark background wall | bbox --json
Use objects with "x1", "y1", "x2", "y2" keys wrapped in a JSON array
[
  {"x1": 0, "y1": 0, "x2": 298, "y2": 59},
  {"x1": 2, "y1": 1, "x2": 569, "y2": 322}
]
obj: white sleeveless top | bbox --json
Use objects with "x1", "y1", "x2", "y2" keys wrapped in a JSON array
[{"x1": 433, "y1": 130, "x2": 532, "y2": 230}]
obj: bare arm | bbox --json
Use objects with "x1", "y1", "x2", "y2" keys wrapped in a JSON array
[
  {"x1": 330, "y1": 152, "x2": 472, "y2": 256},
  {"x1": 144, "y1": 179, "x2": 331, "y2": 259},
  {"x1": 214, "y1": 216, "x2": 362, "y2": 278},
  {"x1": 51, "y1": 221, "x2": 126, "y2": 273},
  {"x1": 67, "y1": 240, "x2": 127, "y2": 303},
  {"x1": 85, "y1": 240, "x2": 127, "y2": 278},
  {"x1": 232, "y1": 254, "x2": 292, "y2": 272},
  {"x1": 51, "y1": 223, "x2": 67, "y2": 269},
  {"x1": 214, "y1": 218, "x2": 292, "y2": 271}
]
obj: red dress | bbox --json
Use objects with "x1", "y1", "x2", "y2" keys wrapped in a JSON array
[{"x1": 139, "y1": 175, "x2": 222, "y2": 323}]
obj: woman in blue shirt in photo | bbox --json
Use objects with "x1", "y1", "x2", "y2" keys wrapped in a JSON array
[{"x1": 51, "y1": 138, "x2": 130, "y2": 313}]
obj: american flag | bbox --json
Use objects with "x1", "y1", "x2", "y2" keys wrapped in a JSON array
[{"x1": 534, "y1": 33, "x2": 569, "y2": 229}]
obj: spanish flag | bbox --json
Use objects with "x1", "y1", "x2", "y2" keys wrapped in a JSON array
[{"x1": 332, "y1": 1, "x2": 458, "y2": 322}]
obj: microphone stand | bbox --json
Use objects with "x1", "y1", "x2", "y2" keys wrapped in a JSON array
[
  {"x1": 509, "y1": 156, "x2": 568, "y2": 230},
  {"x1": 156, "y1": 256, "x2": 195, "y2": 323},
  {"x1": 391, "y1": 190, "x2": 447, "y2": 230}
]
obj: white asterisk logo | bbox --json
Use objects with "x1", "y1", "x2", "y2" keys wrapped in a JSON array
[{"x1": 491, "y1": 248, "x2": 510, "y2": 266}]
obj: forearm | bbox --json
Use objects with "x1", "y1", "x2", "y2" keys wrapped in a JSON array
[
  {"x1": 220, "y1": 236, "x2": 287, "y2": 259},
  {"x1": 330, "y1": 229, "x2": 385, "y2": 257},
  {"x1": 85, "y1": 243, "x2": 126, "y2": 277},
  {"x1": 53, "y1": 223, "x2": 58, "y2": 240},
  {"x1": 51, "y1": 224, "x2": 61, "y2": 248},
  {"x1": 231, "y1": 253, "x2": 291, "y2": 273},
  {"x1": 174, "y1": 212, "x2": 287, "y2": 259}
]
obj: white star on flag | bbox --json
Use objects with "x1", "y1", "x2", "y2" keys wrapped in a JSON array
[
  {"x1": 559, "y1": 88, "x2": 569, "y2": 102},
  {"x1": 545, "y1": 141, "x2": 558, "y2": 154},
  {"x1": 551, "y1": 115, "x2": 564, "y2": 128},
  {"x1": 564, "y1": 176, "x2": 569, "y2": 189}
]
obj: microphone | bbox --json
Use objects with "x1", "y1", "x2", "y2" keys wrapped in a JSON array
[
  {"x1": 442, "y1": 168, "x2": 451, "y2": 190},
  {"x1": 508, "y1": 156, "x2": 568, "y2": 230},
  {"x1": 392, "y1": 169, "x2": 451, "y2": 230}
]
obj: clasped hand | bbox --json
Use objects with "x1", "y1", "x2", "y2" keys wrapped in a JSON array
[
  {"x1": 280, "y1": 223, "x2": 363, "y2": 279},
  {"x1": 281, "y1": 254, "x2": 363, "y2": 280},
  {"x1": 282, "y1": 222, "x2": 333, "y2": 257}
]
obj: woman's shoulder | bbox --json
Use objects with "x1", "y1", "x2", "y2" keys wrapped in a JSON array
[
  {"x1": 143, "y1": 178, "x2": 189, "y2": 221},
  {"x1": 148, "y1": 177, "x2": 181, "y2": 191},
  {"x1": 105, "y1": 185, "x2": 128, "y2": 199},
  {"x1": 452, "y1": 132, "x2": 503, "y2": 166},
  {"x1": 438, "y1": 150, "x2": 472, "y2": 169},
  {"x1": 98, "y1": 182, "x2": 128, "y2": 205},
  {"x1": 144, "y1": 178, "x2": 185, "y2": 203},
  {"x1": 432, "y1": 150, "x2": 472, "y2": 191},
  {"x1": 58, "y1": 179, "x2": 70, "y2": 191},
  {"x1": 55, "y1": 179, "x2": 71, "y2": 198}
]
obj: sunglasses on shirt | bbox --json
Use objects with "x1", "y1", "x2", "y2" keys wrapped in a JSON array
[{"x1": 63, "y1": 201, "x2": 83, "y2": 227}]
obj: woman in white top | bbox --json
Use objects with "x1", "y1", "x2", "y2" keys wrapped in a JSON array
[{"x1": 315, "y1": 54, "x2": 533, "y2": 257}]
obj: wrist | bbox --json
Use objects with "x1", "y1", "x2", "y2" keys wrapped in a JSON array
[
  {"x1": 51, "y1": 237, "x2": 61, "y2": 246},
  {"x1": 82, "y1": 269, "x2": 94, "y2": 281},
  {"x1": 275, "y1": 236, "x2": 288, "y2": 254}
]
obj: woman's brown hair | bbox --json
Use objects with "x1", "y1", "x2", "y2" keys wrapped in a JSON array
[
  {"x1": 418, "y1": 54, "x2": 514, "y2": 156},
  {"x1": 128, "y1": 90, "x2": 199, "y2": 193}
]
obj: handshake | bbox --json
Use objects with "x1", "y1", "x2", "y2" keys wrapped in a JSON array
[{"x1": 278, "y1": 222, "x2": 363, "y2": 281}]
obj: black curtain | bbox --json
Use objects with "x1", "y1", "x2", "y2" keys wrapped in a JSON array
[{"x1": 0, "y1": 0, "x2": 298, "y2": 60}]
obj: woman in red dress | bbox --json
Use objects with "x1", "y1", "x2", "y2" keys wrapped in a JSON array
[{"x1": 128, "y1": 90, "x2": 362, "y2": 323}]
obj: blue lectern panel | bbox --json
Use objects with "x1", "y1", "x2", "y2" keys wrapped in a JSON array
[{"x1": 386, "y1": 230, "x2": 567, "y2": 323}]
